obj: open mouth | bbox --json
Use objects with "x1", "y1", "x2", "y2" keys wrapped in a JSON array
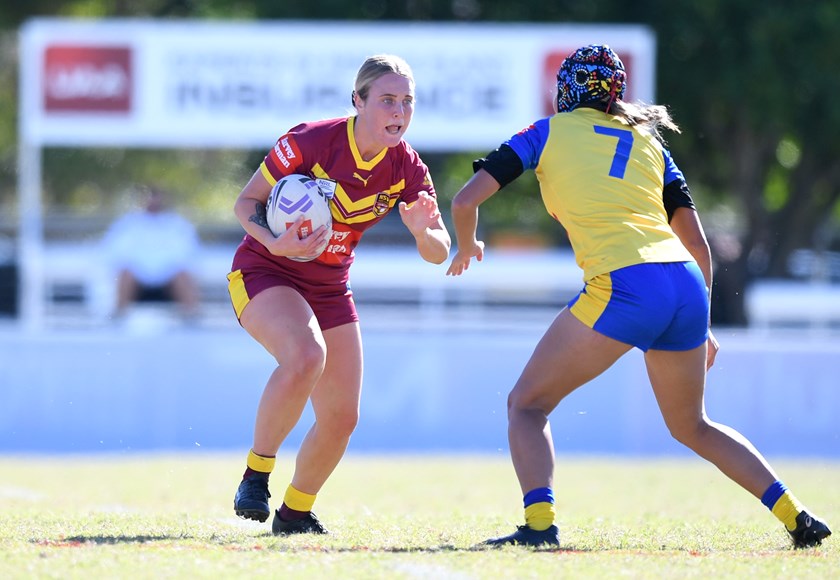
[{"x1": 386, "y1": 125, "x2": 403, "y2": 135}]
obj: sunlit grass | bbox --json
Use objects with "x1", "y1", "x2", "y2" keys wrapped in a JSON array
[{"x1": 0, "y1": 454, "x2": 837, "y2": 579}]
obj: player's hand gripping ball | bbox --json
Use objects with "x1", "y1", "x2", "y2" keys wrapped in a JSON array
[{"x1": 265, "y1": 174, "x2": 333, "y2": 262}]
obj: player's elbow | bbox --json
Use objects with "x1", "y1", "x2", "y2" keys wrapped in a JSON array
[
  {"x1": 682, "y1": 236, "x2": 711, "y2": 258},
  {"x1": 450, "y1": 195, "x2": 479, "y2": 221}
]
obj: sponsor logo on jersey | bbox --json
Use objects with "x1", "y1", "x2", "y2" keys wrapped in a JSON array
[
  {"x1": 272, "y1": 136, "x2": 302, "y2": 171},
  {"x1": 325, "y1": 229, "x2": 353, "y2": 256},
  {"x1": 285, "y1": 218, "x2": 314, "y2": 239},
  {"x1": 315, "y1": 178, "x2": 337, "y2": 199},
  {"x1": 281, "y1": 137, "x2": 296, "y2": 160},
  {"x1": 373, "y1": 192, "x2": 391, "y2": 216},
  {"x1": 273, "y1": 143, "x2": 290, "y2": 168},
  {"x1": 43, "y1": 45, "x2": 132, "y2": 113},
  {"x1": 353, "y1": 172, "x2": 371, "y2": 187}
]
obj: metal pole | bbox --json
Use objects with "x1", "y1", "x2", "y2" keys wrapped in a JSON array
[
  {"x1": 17, "y1": 23, "x2": 45, "y2": 333},
  {"x1": 17, "y1": 143, "x2": 44, "y2": 333}
]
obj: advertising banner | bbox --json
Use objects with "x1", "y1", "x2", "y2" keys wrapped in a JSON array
[{"x1": 21, "y1": 19, "x2": 655, "y2": 151}]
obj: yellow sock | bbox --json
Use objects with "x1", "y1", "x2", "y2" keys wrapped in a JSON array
[
  {"x1": 772, "y1": 491, "x2": 804, "y2": 531},
  {"x1": 284, "y1": 484, "x2": 317, "y2": 512},
  {"x1": 524, "y1": 501, "x2": 556, "y2": 532},
  {"x1": 246, "y1": 449, "x2": 275, "y2": 473}
]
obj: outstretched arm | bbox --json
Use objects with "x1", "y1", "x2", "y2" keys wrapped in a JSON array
[
  {"x1": 446, "y1": 169, "x2": 501, "y2": 276},
  {"x1": 398, "y1": 191, "x2": 451, "y2": 265}
]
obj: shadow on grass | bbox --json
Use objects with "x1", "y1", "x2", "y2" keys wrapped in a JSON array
[
  {"x1": 33, "y1": 535, "x2": 593, "y2": 553},
  {"x1": 42, "y1": 537, "x2": 796, "y2": 554},
  {"x1": 34, "y1": 535, "x2": 194, "y2": 547}
]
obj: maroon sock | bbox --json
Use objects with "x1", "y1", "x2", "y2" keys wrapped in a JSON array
[
  {"x1": 243, "y1": 467, "x2": 269, "y2": 480},
  {"x1": 279, "y1": 503, "x2": 309, "y2": 521}
]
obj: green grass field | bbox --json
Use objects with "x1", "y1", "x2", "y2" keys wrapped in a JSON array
[{"x1": 0, "y1": 453, "x2": 837, "y2": 579}]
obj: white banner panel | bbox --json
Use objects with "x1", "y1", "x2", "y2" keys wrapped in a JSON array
[{"x1": 21, "y1": 19, "x2": 655, "y2": 151}]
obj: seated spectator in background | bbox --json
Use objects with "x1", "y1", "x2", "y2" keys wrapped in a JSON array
[{"x1": 102, "y1": 186, "x2": 201, "y2": 320}]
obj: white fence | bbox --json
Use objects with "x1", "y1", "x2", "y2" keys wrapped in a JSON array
[
  {"x1": 1, "y1": 320, "x2": 838, "y2": 457},
  {"x1": 40, "y1": 242, "x2": 840, "y2": 330},
  {"x1": 41, "y1": 242, "x2": 586, "y2": 323}
]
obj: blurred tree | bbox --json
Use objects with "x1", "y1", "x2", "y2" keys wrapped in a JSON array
[
  {"x1": 642, "y1": 1, "x2": 840, "y2": 323},
  {"x1": 0, "y1": 33, "x2": 17, "y2": 218},
  {"x1": 2, "y1": 0, "x2": 839, "y2": 325}
]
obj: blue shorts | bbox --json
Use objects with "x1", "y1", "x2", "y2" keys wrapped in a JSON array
[{"x1": 568, "y1": 262, "x2": 709, "y2": 351}]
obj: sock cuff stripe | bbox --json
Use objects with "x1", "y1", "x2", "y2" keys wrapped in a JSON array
[
  {"x1": 246, "y1": 449, "x2": 276, "y2": 473},
  {"x1": 284, "y1": 484, "x2": 317, "y2": 512},
  {"x1": 523, "y1": 487, "x2": 555, "y2": 508},
  {"x1": 761, "y1": 480, "x2": 787, "y2": 510}
]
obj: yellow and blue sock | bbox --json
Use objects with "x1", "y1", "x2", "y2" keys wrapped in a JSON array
[
  {"x1": 761, "y1": 480, "x2": 804, "y2": 531},
  {"x1": 243, "y1": 449, "x2": 275, "y2": 479},
  {"x1": 523, "y1": 487, "x2": 556, "y2": 532},
  {"x1": 279, "y1": 484, "x2": 317, "y2": 521}
]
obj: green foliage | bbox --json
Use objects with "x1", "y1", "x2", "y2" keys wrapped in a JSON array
[
  {"x1": 763, "y1": 165, "x2": 789, "y2": 212},
  {"x1": 0, "y1": 34, "x2": 17, "y2": 210},
  {"x1": 433, "y1": 152, "x2": 567, "y2": 248},
  {"x1": 2, "y1": 0, "x2": 840, "y2": 282},
  {"x1": 41, "y1": 148, "x2": 251, "y2": 235}
]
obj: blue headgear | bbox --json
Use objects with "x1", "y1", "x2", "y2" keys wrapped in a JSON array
[{"x1": 556, "y1": 44, "x2": 627, "y2": 113}]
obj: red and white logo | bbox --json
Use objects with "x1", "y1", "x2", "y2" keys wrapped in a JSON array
[
  {"x1": 286, "y1": 219, "x2": 314, "y2": 239},
  {"x1": 43, "y1": 45, "x2": 132, "y2": 113},
  {"x1": 270, "y1": 135, "x2": 302, "y2": 171}
]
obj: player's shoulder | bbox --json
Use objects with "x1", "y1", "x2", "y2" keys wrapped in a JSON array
[
  {"x1": 393, "y1": 137, "x2": 418, "y2": 157},
  {"x1": 286, "y1": 117, "x2": 349, "y2": 141},
  {"x1": 506, "y1": 116, "x2": 552, "y2": 148}
]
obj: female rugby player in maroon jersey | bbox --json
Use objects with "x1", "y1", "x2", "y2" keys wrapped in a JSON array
[{"x1": 228, "y1": 54, "x2": 450, "y2": 535}]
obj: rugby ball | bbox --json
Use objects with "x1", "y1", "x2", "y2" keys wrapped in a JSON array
[{"x1": 265, "y1": 174, "x2": 333, "y2": 262}]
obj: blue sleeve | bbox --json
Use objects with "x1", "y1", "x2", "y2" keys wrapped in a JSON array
[
  {"x1": 504, "y1": 117, "x2": 551, "y2": 171},
  {"x1": 661, "y1": 148, "x2": 695, "y2": 219},
  {"x1": 662, "y1": 148, "x2": 686, "y2": 186}
]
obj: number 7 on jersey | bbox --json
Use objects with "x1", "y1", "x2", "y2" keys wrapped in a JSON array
[{"x1": 593, "y1": 126, "x2": 634, "y2": 179}]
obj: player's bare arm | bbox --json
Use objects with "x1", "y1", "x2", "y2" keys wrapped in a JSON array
[
  {"x1": 249, "y1": 202, "x2": 270, "y2": 230},
  {"x1": 446, "y1": 170, "x2": 500, "y2": 276},
  {"x1": 399, "y1": 192, "x2": 451, "y2": 264}
]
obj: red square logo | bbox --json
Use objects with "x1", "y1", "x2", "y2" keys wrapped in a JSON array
[{"x1": 43, "y1": 45, "x2": 132, "y2": 113}]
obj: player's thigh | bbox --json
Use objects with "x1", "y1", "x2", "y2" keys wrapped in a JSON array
[
  {"x1": 644, "y1": 344, "x2": 708, "y2": 429},
  {"x1": 310, "y1": 322, "x2": 363, "y2": 417},
  {"x1": 239, "y1": 285, "x2": 326, "y2": 365},
  {"x1": 512, "y1": 308, "x2": 632, "y2": 412}
]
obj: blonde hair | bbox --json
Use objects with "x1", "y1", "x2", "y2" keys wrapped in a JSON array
[
  {"x1": 605, "y1": 100, "x2": 681, "y2": 143},
  {"x1": 352, "y1": 54, "x2": 414, "y2": 105}
]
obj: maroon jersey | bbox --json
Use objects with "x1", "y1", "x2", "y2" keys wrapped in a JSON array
[{"x1": 235, "y1": 116, "x2": 434, "y2": 286}]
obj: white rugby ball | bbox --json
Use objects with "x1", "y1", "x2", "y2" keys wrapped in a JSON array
[{"x1": 265, "y1": 174, "x2": 333, "y2": 262}]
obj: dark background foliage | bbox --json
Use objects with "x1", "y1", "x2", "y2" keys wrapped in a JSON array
[{"x1": 2, "y1": 1, "x2": 839, "y2": 324}]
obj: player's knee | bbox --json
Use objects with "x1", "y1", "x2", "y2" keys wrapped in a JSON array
[
  {"x1": 324, "y1": 408, "x2": 360, "y2": 439},
  {"x1": 278, "y1": 343, "x2": 326, "y2": 383},
  {"x1": 666, "y1": 418, "x2": 708, "y2": 448},
  {"x1": 506, "y1": 389, "x2": 551, "y2": 416}
]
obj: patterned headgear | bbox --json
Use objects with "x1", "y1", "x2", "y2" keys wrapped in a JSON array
[{"x1": 556, "y1": 44, "x2": 627, "y2": 113}]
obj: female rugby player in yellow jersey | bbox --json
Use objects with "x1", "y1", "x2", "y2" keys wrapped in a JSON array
[
  {"x1": 446, "y1": 44, "x2": 830, "y2": 549},
  {"x1": 228, "y1": 54, "x2": 450, "y2": 535}
]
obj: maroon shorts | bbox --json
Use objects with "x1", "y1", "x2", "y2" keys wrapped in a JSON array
[{"x1": 227, "y1": 244, "x2": 357, "y2": 331}]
